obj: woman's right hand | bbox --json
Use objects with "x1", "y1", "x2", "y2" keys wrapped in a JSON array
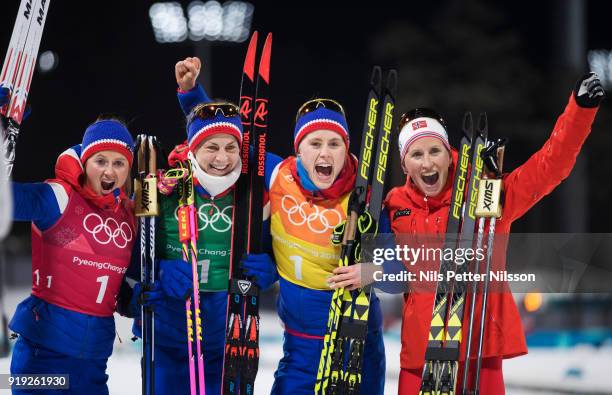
[
  {"x1": 0, "y1": 87, "x2": 9, "y2": 106},
  {"x1": 175, "y1": 57, "x2": 202, "y2": 91}
]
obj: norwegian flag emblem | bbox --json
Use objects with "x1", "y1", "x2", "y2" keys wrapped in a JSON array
[{"x1": 412, "y1": 120, "x2": 427, "y2": 130}]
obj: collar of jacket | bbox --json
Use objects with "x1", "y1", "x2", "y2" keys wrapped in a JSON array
[
  {"x1": 194, "y1": 181, "x2": 234, "y2": 200},
  {"x1": 288, "y1": 154, "x2": 357, "y2": 201}
]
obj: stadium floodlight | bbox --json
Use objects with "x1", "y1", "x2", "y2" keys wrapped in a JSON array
[
  {"x1": 588, "y1": 49, "x2": 612, "y2": 89},
  {"x1": 188, "y1": 1, "x2": 224, "y2": 41},
  {"x1": 149, "y1": 2, "x2": 189, "y2": 43},
  {"x1": 187, "y1": 0, "x2": 254, "y2": 43},
  {"x1": 219, "y1": 1, "x2": 254, "y2": 43},
  {"x1": 149, "y1": 1, "x2": 253, "y2": 44}
]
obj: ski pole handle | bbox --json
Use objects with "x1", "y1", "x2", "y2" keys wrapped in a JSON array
[
  {"x1": 2, "y1": 119, "x2": 20, "y2": 176},
  {"x1": 135, "y1": 135, "x2": 160, "y2": 217}
]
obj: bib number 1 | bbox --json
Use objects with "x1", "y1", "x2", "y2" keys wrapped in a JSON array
[
  {"x1": 33, "y1": 270, "x2": 111, "y2": 304},
  {"x1": 96, "y1": 276, "x2": 109, "y2": 304},
  {"x1": 289, "y1": 255, "x2": 303, "y2": 280}
]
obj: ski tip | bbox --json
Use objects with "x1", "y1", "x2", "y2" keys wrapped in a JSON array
[
  {"x1": 370, "y1": 66, "x2": 383, "y2": 91},
  {"x1": 462, "y1": 112, "x2": 473, "y2": 135},
  {"x1": 385, "y1": 69, "x2": 398, "y2": 97},
  {"x1": 244, "y1": 31, "x2": 259, "y2": 81},
  {"x1": 258, "y1": 33, "x2": 272, "y2": 84},
  {"x1": 478, "y1": 112, "x2": 488, "y2": 135}
]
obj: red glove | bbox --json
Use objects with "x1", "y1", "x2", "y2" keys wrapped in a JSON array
[{"x1": 168, "y1": 141, "x2": 190, "y2": 167}]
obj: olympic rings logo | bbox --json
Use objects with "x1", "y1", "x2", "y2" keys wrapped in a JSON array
[
  {"x1": 281, "y1": 195, "x2": 343, "y2": 234},
  {"x1": 83, "y1": 213, "x2": 133, "y2": 249},
  {"x1": 174, "y1": 204, "x2": 233, "y2": 233}
]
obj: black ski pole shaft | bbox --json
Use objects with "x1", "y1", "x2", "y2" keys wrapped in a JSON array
[
  {"x1": 135, "y1": 134, "x2": 159, "y2": 395},
  {"x1": 462, "y1": 216, "x2": 485, "y2": 395},
  {"x1": 472, "y1": 219, "x2": 494, "y2": 395}
]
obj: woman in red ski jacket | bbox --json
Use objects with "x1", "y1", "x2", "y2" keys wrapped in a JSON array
[{"x1": 383, "y1": 73, "x2": 605, "y2": 393}]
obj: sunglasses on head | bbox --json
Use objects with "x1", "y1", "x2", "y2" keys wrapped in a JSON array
[
  {"x1": 398, "y1": 107, "x2": 448, "y2": 131},
  {"x1": 191, "y1": 102, "x2": 239, "y2": 121},
  {"x1": 295, "y1": 98, "x2": 345, "y2": 122}
]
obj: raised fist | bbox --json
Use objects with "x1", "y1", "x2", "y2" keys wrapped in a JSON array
[{"x1": 175, "y1": 57, "x2": 202, "y2": 92}]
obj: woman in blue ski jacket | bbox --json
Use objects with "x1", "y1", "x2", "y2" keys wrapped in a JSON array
[{"x1": 5, "y1": 110, "x2": 135, "y2": 394}]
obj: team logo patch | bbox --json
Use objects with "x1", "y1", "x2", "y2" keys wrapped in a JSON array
[
  {"x1": 238, "y1": 279, "x2": 252, "y2": 295},
  {"x1": 412, "y1": 120, "x2": 427, "y2": 130},
  {"x1": 393, "y1": 208, "x2": 412, "y2": 220}
]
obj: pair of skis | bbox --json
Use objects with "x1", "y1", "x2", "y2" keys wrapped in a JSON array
[
  {"x1": 1, "y1": 0, "x2": 50, "y2": 174},
  {"x1": 134, "y1": 135, "x2": 162, "y2": 395},
  {"x1": 316, "y1": 66, "x2": 398, "y2": 395},
  {"x1": 222, "y1": 31, "x2": 272, "y2": 395},
  {"x1": 0, "y1": 0, "x2": 51, "y2": 357},
  {"x1": 419, "y1": 113, "x2": 505, "y2": 395}
]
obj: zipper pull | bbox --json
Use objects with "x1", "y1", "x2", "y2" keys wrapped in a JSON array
[{"x1": 209, "y1": 197, "x2": 216, "y2": 215}]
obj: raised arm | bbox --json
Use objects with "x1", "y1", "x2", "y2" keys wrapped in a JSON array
[{"x1": 502, "y1": 73, "x2": 605, "y2": 223}]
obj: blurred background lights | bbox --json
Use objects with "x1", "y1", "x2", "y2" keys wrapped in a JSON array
[
  {"x1": 149, "y1": 2, "x2": 188, "y2": 43},
  {"x1": 588, "y1": 49, "x2": 612, "y2": 89},
  {"x1": 150, "y1": 1, "x2": 253, "y2": 44},
  {"x1": 219, "y1": 1, "x2": 254, "y2": 43},
  {"x1": 188, "y1": 1, "x2": 224, "y2": 41},
  {"x1": 523, "y1": 292, "x2": 543, "y2": 313},
  {"x1": 37, "y1": 50, "x2": 58, "y2": 73}
]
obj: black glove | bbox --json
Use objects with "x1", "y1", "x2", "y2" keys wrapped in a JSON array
[{"x1": 574, "y1": 72, "x2": 606, "y2": 108}]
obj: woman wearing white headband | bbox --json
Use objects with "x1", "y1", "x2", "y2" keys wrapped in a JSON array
[{"x1": 384, "y1": 73, "x2": 605, "y2": 394}]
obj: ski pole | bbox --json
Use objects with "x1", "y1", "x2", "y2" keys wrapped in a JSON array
[
  {"x1": 135, "y1": 134, "x2": 160, "y2": 395},
  {"x1": 472, "y1": 136, "x2": 506, "y2": 394}
]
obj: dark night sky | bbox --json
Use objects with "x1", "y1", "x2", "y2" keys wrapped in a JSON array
[{"x1": 2, "y1": 0, "x2": 612, "y2": 234}]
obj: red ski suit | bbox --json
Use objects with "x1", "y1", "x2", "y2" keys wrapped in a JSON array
[{"x1": 384, "y1": 94, "x2": 599, "y2": 371}]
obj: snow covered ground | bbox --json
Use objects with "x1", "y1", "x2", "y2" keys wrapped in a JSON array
[{"x1": 1, "y1": 287, "x2": 611, "y2": 394}]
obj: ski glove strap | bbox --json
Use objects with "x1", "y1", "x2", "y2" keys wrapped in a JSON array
[
  {"x1": 130, "y1": 282, "x2": 164, "y2": 314},
  {"x1": 332, "y1": 221, "x2": 346, "y2": 245},
  {"x1": 158, "y1": 169, "x2": 184, "y2": 195}
]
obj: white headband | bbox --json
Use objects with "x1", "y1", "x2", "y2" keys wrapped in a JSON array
[{"x1": 398, "y1": 117, "x2": 450, "y2": 160}]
